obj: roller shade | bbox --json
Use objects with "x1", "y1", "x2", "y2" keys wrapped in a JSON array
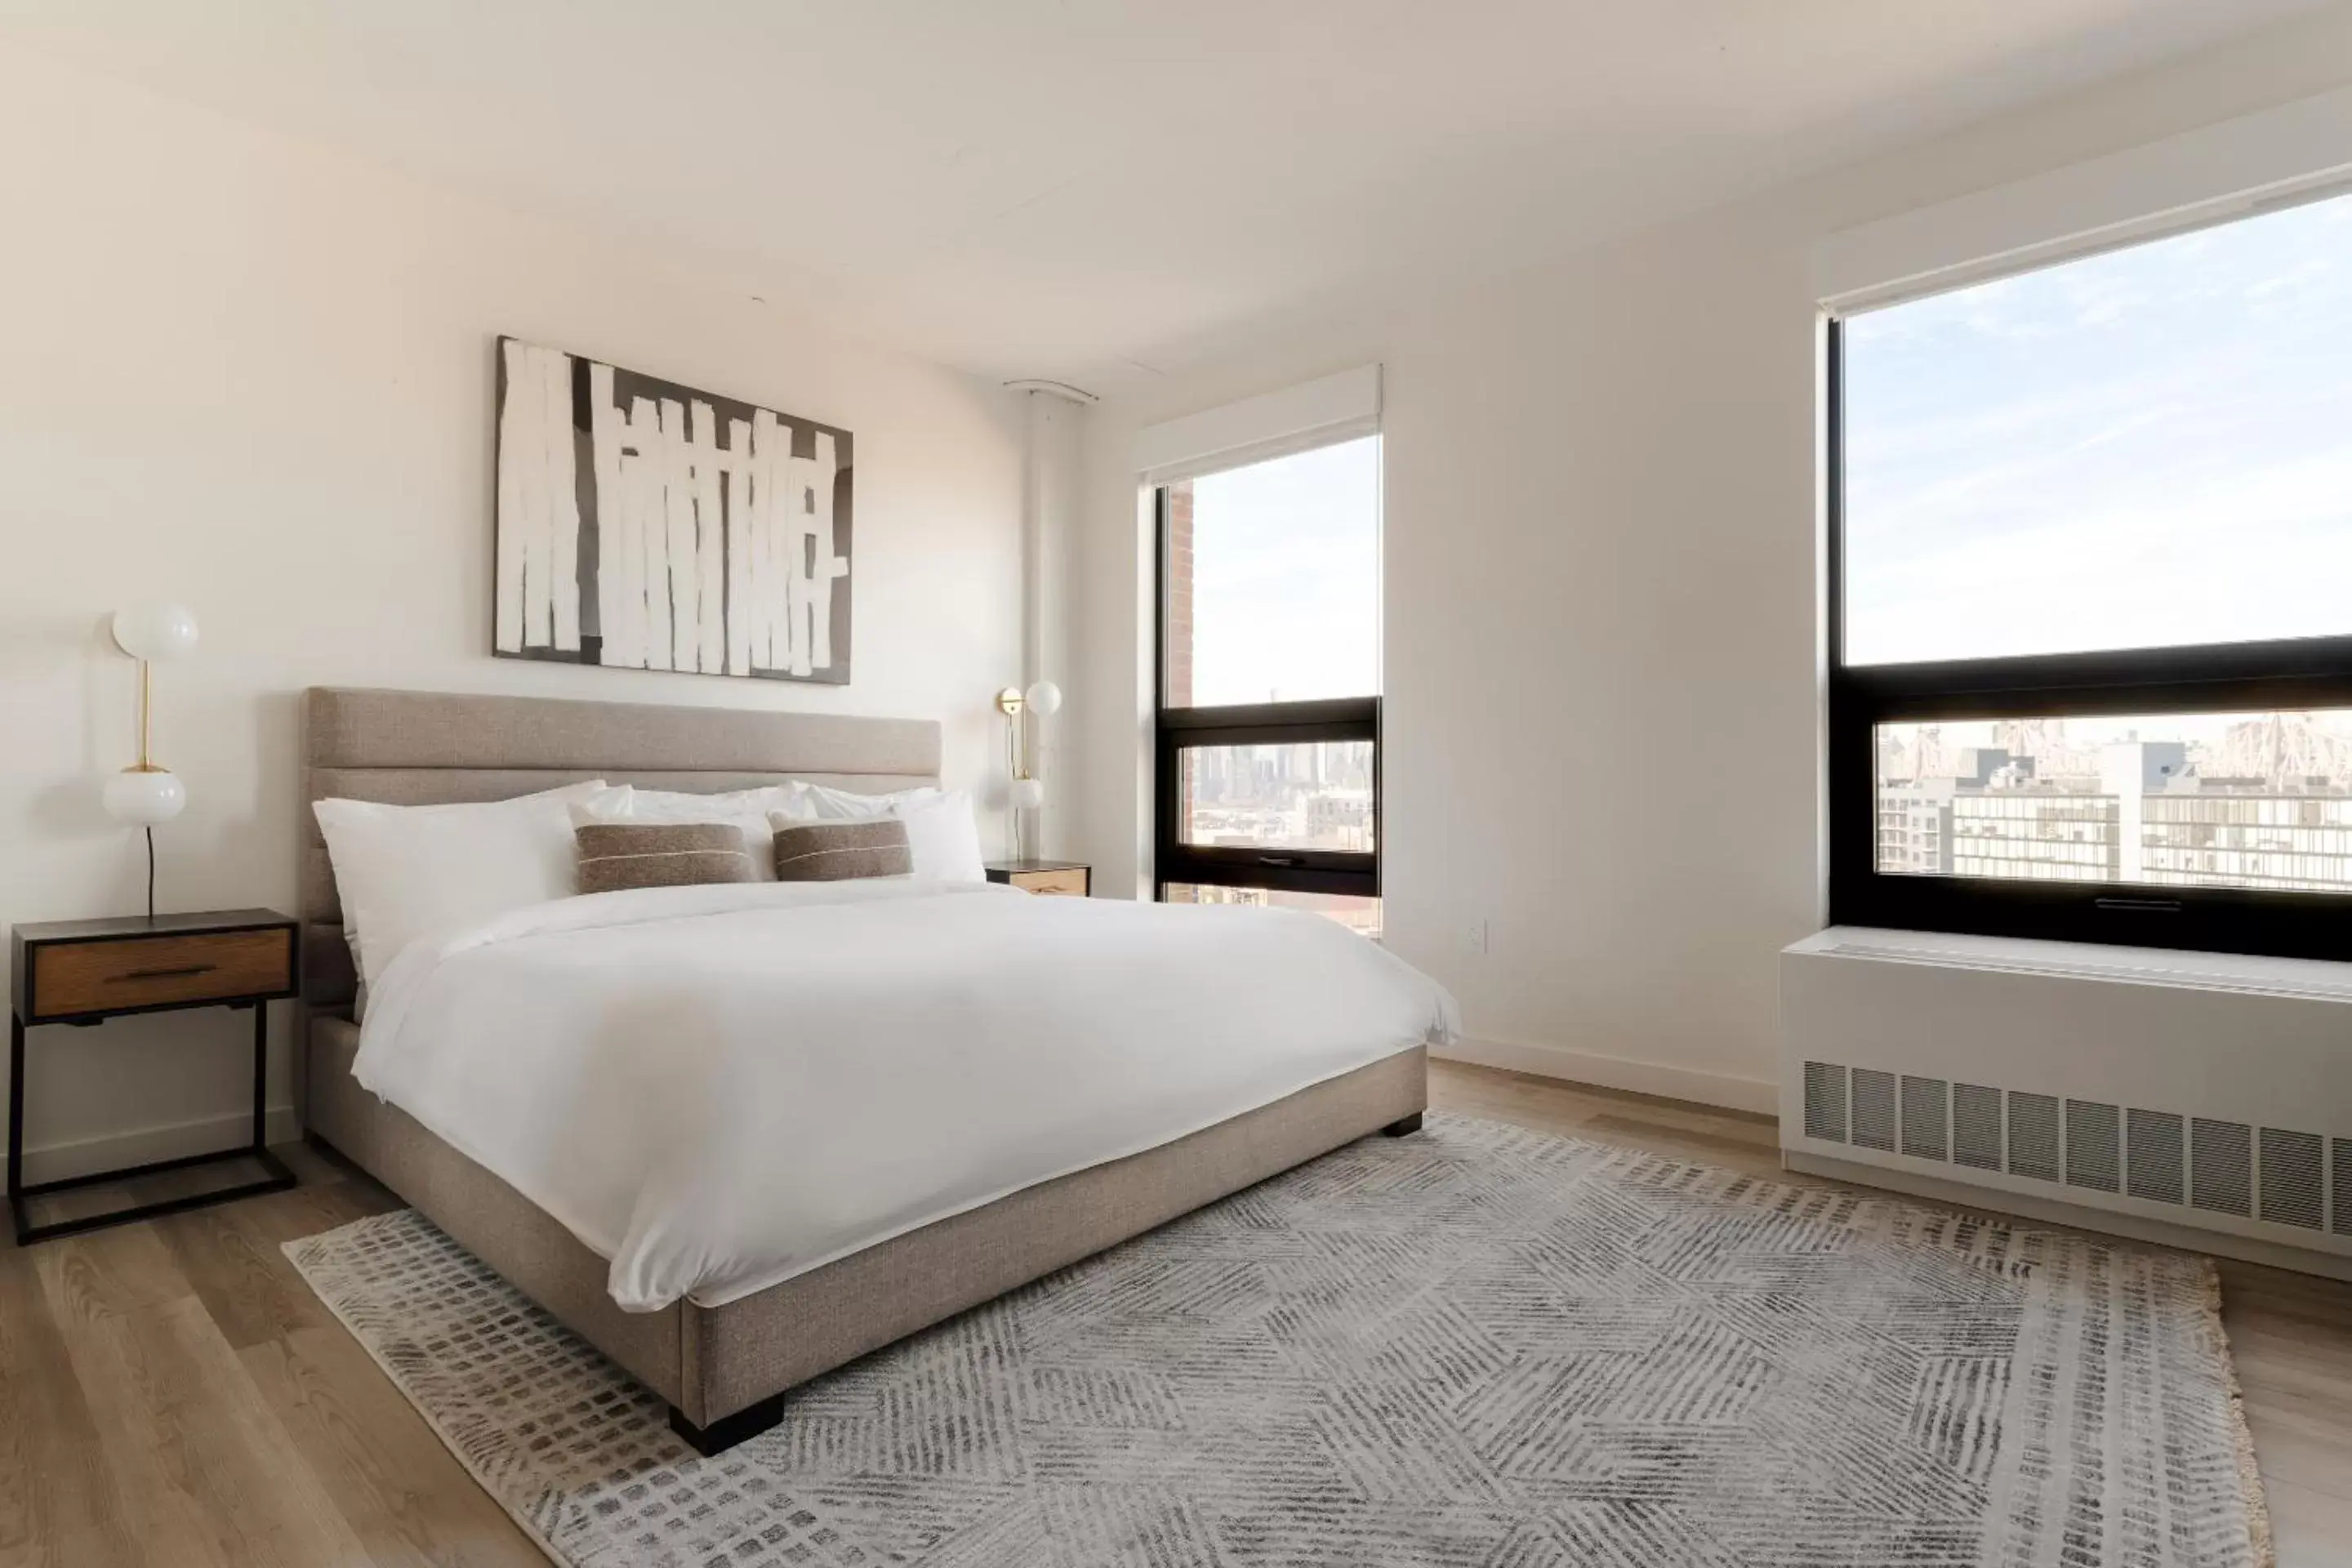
[
  {"x1": 1815, "y1": 84, "x2": 2352, "y2": 317},
  {"x1": 1136, "y1": 364, "x2": 1381, "y2": 486}
]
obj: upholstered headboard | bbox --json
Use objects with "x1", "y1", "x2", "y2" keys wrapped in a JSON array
[{"x1": 300, "y1": 686, "x2": 942, "y2": 1010}]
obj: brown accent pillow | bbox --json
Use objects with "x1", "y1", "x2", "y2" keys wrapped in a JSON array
[
  {"x1": 575, "y1": 822, "x2": 757, "y2": 894},
  {"x1": 772, "y1": 818, "x2": 914, "y2": 881}
]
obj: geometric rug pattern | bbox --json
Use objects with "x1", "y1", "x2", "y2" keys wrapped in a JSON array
[{"x1": 285, "y1": 1113, "x2": 2269, "y2": 1567}]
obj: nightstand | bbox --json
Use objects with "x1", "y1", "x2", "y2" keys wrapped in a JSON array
[
  {"x1": 8, "y1": 908, "x2": 299, "y2": 1243},
  {"x1": 985, "y1": 860, "x2": 1092, "y2": 898}
]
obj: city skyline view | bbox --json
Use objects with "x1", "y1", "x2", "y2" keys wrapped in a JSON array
[
  {"x1": 1877, "y1": 710, "x2": 2352, "y2": 894},
  {"x1": 1179, "y1": 738, "x2": 1376, "y2": 857},
  {"x1": 1880, "y1": 710, "x2": 2352, "y2": 786}
]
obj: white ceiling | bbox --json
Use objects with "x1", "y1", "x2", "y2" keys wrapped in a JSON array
[{"x1": 0, "y1": 1, "x2": 2334, "y2": 394}]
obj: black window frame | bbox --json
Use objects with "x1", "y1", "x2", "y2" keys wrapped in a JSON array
[
  {"x1": 1826, "y1": 314, "x2": 2352, "y2": 962},
  {"x1": 1151, "y1": 482, "x2": 1381, "y2": 902}
]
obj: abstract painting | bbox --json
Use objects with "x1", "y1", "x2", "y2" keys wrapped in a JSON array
[{"x1": 492, "y1": 336, "x2": 853, "y2": 684}]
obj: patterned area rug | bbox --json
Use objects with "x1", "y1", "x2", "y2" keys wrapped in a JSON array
[{"x1": 285, "y1": 1114, "x2": 2269, "y2": 1567}]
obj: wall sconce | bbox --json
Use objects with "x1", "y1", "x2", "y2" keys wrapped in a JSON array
[
  {"x1": 996, "y1": 679, "x2": 1061, "y2": 860},
  {"x1": 103, "y1": 601, "x2": 198, "y2": 917}
]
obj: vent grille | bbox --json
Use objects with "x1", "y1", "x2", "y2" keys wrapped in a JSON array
[
  {"x1": 1852, "y1": 1070, "x2": 1896, "y2": 1153},
  {"x1": 2007, "y1": 1093, "x2": 2060, "y2": 1184},
  {"x1": 2065, "y1": 1101, "x2": 2121, "y2": 1193},
  {"x1": 2126, "y1": 1110, "x2": 2184, "y2": 1205},
  {"x1": 1802, "y1": 1062, "x2": 1847, "y2": 1144},
  {"x1": 1953, "y1": 1085, "x2": 2002, "y2": 1172},
  {"x1": 1793, "y1": 1061, "x2": 2347, "y2": 1246},
  {"x1": 2260, "y1": 1129, "x2": 2324, "y2": 1231},
  {"x1": 1900, "y1": 1077, "x2": 1949, "y2": 1162},
  {"x1": 2337, "y1": 1139, "x2": 2352, "y2": 1236},
  {"x1": 2190, "y1": 1118, "x2": 2254, "y2": 1218}
]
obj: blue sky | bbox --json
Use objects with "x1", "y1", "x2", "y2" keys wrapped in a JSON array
[
  {"x1": 1845, "y1": 189, "x2": 2352, "y2": 667},
  {"x1": 1185, "y1": 434, "x2": 1381, "y2": 705}
]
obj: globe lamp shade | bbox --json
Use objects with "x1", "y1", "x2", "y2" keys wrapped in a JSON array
[
  {"x1": 104, "y1": 768, "x2": 187, "y2": 825},
  {"x1": 111, "y1": 602, "x2": 200, "y2": 662}
]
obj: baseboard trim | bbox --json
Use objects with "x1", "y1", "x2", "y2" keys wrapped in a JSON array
[
  {"x1": 1785, "y1": 1150, "x2": 2352, "y2": 1282},
  {"x1": 1433, "y1": 1036, "x2": 1778, "y2": 1116},
  {"x1": 19, "y1": 1106, "x2": 302, "y2": 1187}
]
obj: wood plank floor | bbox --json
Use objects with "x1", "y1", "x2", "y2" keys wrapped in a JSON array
[{"x1": 1, "y1": 1061, "x2": 2345, "y2": 1567}]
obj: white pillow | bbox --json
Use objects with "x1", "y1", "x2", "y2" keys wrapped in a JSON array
[
  {"x1": 770, "y1": 788, "x2": 985, "y2": 882},
  {"x1": 790, "y1": 781, "x2": 943, "y2": 821},
  {"x1": 569, "y1": 783, "x2": 799, "y2": 880},
  {"x1": 315, "y1": 779, "x2": 607, "y2": 992}
]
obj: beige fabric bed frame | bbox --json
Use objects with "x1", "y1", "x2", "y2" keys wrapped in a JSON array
[{"x1": 301, "y1": 687, "x2": 1428, "y2": 1453}]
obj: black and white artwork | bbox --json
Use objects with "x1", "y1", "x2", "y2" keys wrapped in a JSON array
[{"x1": 492, "y1": 336, "x2": 853, "y2": 684}]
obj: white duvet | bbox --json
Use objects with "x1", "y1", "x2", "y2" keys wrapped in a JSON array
[{"x1": 353, "y1": 880, "x2": 1459, "y2": 1312}]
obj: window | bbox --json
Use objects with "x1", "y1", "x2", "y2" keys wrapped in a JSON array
[
  {"x1": 1169, "y1": 438, "x2": 1379, "y2": 706},
  {"x1": 1156, "y1": 435, "x2": 1380, "y2": 920},
  {"x1": 1830, "y1": 189, "x2": 2352, "y2": 960},
  {"x1": 1178, "y1": 740, "x2": 1376, "y2": 853}
]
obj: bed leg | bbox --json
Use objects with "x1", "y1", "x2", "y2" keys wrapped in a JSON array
[
  {"x1": 1380, "y1": 1112, "x2": 1424, "y2": 1137},
  {"x1": 669, "y1": 1394, "x2": 784, "y2": 1457}
]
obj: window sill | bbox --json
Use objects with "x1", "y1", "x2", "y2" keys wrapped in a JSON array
[{"x1": 1787, "y1": 925, "x2": 2352, "y2": 1002}]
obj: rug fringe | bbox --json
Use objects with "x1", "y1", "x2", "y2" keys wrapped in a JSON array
[{"x1": 2200, "y1": 1259, "x2": 2277, "y2": 1568}]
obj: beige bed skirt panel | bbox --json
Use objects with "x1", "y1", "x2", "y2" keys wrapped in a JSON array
[
  {"x1": 684, "y1": 1044, "x2": 1428, "y2": 1423},
  {"x1": 308, "y1": 1015, "x2": 1428, "y2": 1427}
]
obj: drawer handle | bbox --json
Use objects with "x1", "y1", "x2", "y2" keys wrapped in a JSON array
[
  {"x1": 111, "y1": 963, "x2": 218, "y2": 982},
  {"x1": 1257, "y1": 854, "x2": 1303, "y2": 868}
]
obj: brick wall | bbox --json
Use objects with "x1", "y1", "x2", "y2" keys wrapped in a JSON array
[
  {"x1": 1165, "y1": 480, "x2": 1194, "y2": 708},
  {"x1": 1165, "y1": 481, "x2": 1196, "y2": 875}
]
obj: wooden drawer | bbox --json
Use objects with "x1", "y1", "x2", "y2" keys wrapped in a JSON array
[
  {"x1": 28, "y1": 928, "x2": 294, "y2": 1020},
  {"x1": 1008, "y1": 867, "x2": 1089, "y2": 898}
]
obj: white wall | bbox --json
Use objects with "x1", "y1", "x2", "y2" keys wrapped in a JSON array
[
  {"x1": 1061, "y1": 9, "x2": 2352, "y2": 1112},
  {"x1": 0, "y1": 43, "x2": 1027, "y2": 1177}
]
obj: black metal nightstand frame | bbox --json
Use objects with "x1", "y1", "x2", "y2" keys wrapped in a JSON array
[{"x1": 8, "y1": 914, "x2": 299, "y2": 1245}]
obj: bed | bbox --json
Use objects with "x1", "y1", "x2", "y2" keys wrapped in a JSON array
[{"x1": 301, "y1": 686, "x2": 1441, "y2": 1453}]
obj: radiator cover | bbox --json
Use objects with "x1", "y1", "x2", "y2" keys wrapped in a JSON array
[{"x1": 1781, "y1": 928, "x2": 2352, "y2": 1272}]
